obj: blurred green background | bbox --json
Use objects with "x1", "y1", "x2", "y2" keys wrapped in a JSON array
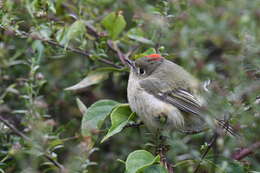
[{"x1": 0, "y1": 0, "x2": 259, "y2": 172}]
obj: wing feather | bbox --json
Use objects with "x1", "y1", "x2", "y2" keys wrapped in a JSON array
[{"x1": 139, "y1": 79, "x2": 205, "y2": 117}]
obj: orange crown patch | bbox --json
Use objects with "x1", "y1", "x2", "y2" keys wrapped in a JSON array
[{"x1": 144, "y1": 54, "x2": 162, "y2": 61}]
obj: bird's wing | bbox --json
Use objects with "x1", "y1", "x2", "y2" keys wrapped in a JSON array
[
  {"x1": 139, "y1": 78, "x2": 205, "y2": 117},
  {"x1": 164, "y1": 88, "x2": 204, "y2": 115},
  {"x1": 139, "y1": 78, "x2": 208, "y2": 133}
]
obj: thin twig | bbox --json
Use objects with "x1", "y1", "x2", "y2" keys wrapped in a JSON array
[
  {"x1": 85, "y1": 22, "x2": 107, "y2": 39},
  {"x1": 125, "y1": 45, "x2": 139, "y2": 60},
  {"x1": 0, "y1": 115, "x2": 65, "y2": 172},
  {"x1": 124, "y1": 122, "x2": 144, "y2": 129},
  {"x1": 158, "y1": 143, "x2": 173, "y2": 173},
  {"x1": 232, "y1": 141, "x2": 260, "y2": 161},
  {"x1": 0, "y1": 25, "x2": 122, "y2": 68},
  {"x1": 0, "y1": 115, "x2": 31, "y2": 141},
  {"x1": 107, "y1": 40, "x2": 127, "y2": 65},
  {"x1": 153, "y1": 131, "x2": 174, "y2": 173},
  {"x1": 193, "y1": 133, "x2": 218, "y2": 173},
  {"x1": 44, "y1": 154, "x2": 66, "y2": 173}
]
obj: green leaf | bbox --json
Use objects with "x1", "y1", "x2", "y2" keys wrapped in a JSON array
[
  {"x1": 143, "y1": 164, "x2": 168, "y2": 173},
  {"x1": 76, "y1": 98, "x2": 88, "y2": 115},
  {"x1": 126, "y1": 26, "x2": 154, "y2": 45},
  {"x1": 174, "y1": 159, "x2": 226, "y2": 173},
  {"x1": 25, "y1": 148, "x2": 44, "y2": 157},
  {"x1": 48, "y1": 139, "x2": 64, "y2": 152},
  {"x1": 32, "y1": 40, "x2": 44, "y2": 59},
  {"x1": 92, "y1": 67, "x2": 128, "y2": 73},
  {"x1": 59, "y1": 20, "x2": 86, "y2": 47},
  {"x1": 173, "y1": 159, "x2": 196, "y2": 167},
  {"x1": 80, "y1": 99, "x2": 119, "y2": 137},
  {"x1": 101, "y1": 12, "x2": 126, "y2": 40},
  {"x1": 65, "y1": 67, "x2": 124, "y2": 91},
  {"x1": 142, "y1": 48, "x2": 157, "y2": 56},
  {"x1": 125, "y1": 150, "x2": 160, "y2": 173},
  {"x1": 202, "y1": 159, "x2": 226, "y2": 173},
  {"x1": 128, "y1": 35, "x2": 154, "y2": 45},
  {"x1": 65, "y1": 72, "x2": 108, "y2": 91},
  {"x1": 38, "y1": 24, "x2": 52, "y2": 40},
  {"x1": 217, "y1": 159, "x2": 244, "y2": 173},
  {"x1": 67, "y1": 20, "x2": 86, "y2": 39},
  {"x1": 133, "y1": 48, "x2": 157, "y2": 60},
  {"x1": 101, "y1": 104, "x2": 136, "y2": 143},
  {"x1": 56, "y1": 27, "x2": 67, "y2": 44},
  {"x1": 47, "y1": 0, "x2": 56, "y2": 13}
]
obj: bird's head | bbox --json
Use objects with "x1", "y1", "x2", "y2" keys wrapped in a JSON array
[{"x1": 126, "y1": 54, "x2": 164, "y2": 78}]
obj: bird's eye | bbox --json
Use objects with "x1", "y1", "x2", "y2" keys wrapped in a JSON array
[{"x1": 138, "y1": 68, "x2": 145, "y2": 75}]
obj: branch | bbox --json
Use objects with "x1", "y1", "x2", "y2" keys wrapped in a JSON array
[
  {"x1": 107, "y1": 40, "x2": 139, "y2": 68},
  {"x1": 193, "y1": 133, "x2": 218, "y2": 173},
  {"x1": 0, "y1": 115, "x2": 31, "y2": 141},
  {"x1": 232, "y1": 141, "x2": 260, "y2": 161},
  {"x1": 0, "y1": 25, "x2": 122, "y2": 68},
  {"x1": 124, "y1": 122, "x2": 144, "y2": 129},
  {"x1": 158, "y1": 143, "x2": 174, "y2": 173},
  {"x1": 107, "y1": 40, "x2": 127, "y2": 65},
  {"x1": 85, "y1": 22, "x2": 107, "y2": 39},
  {"x1": 0, "y1": 115, "x2": 66, "y2": 173}
]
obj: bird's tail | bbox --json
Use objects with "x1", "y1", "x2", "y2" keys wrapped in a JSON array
[{"x1": 215, "y1": 119, "x2": 240, "y2": 137}]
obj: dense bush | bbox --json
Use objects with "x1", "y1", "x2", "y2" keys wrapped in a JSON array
[{"x1": 0, "y1": 0, "x2": 259, "y2": 172}]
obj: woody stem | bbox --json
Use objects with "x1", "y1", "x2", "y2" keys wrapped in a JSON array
[{"x1": 155, "y1": 133, "x2": 174, "y2": 173}]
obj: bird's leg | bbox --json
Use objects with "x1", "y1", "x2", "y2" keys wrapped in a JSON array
[
  {"x1": 154, "y1": 130, "x2": 173, "y2": 173},
  {"x1": 152, "y1": 112, "x2": 174, "y2": 172}
]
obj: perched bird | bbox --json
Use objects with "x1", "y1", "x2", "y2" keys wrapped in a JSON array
[{"x1": 127, "y1": 54, "x2": 236, "y2": 135}]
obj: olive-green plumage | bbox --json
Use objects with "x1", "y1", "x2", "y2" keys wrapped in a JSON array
[{"x1": 127, "y1": 56, "x2": 207, "y2": 133}]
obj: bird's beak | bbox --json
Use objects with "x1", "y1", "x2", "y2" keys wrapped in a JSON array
[{"x1": 125, "y1": 59, "x2": 136, "y2": 70}]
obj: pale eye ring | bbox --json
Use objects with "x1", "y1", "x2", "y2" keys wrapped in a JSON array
[{"x1": 138, "y1": 68, "x2": 145, "y2": 75}]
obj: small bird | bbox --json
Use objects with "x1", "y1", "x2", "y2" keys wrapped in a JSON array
[{"x1": 127, "y1": 54, "x2": 236, "y2": 135}]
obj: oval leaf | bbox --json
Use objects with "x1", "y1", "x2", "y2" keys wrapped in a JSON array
[
  {"x1": 125, "y1": 150, "x2": 160, "y2": 173},
  {"x1": 61, "y1": 20, "x2": 86, "y2": 47},
  {"x1": 81, "y1": 100, "x2": 119, "y2": 137},
  {"x1": 101, "y1": 104, "x2": 136, "y2": 143},
  {"x1": 133, "y1": 48, "x2": 157, "y2": 60},
  {"x1": 65, "y1": 72, "x2": 108, "y2": 91},
  {"x1": 173, "y1": 159, "x2": 226, "y2": 173},
  {"x1": 65, "y1": 67, "x2": 125, "y2": 91},
  {"x1": 128, "y1": 34, "x2": 154, "y2": 45},
  {"x1": 143, "y1": 164, "x2": 168, "y2": 173},
  {"x1": 101, "y1": 12, "x2": 126, "y2": 40},
  {"x1": 76, "y1": 98, "x2": 88, "y2": 115}
]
